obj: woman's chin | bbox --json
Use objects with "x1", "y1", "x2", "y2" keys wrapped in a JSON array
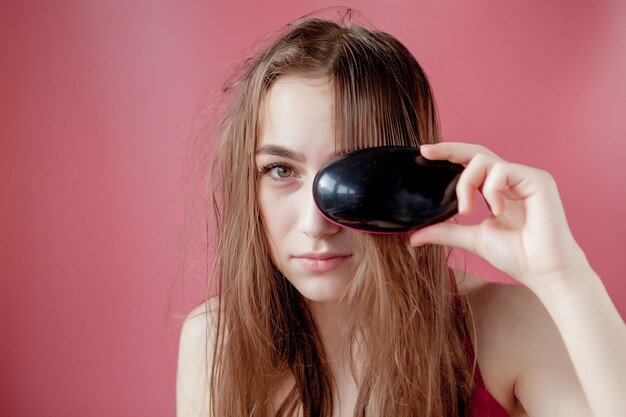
[{"x1": 295, "y1": 280, "x2": 349, "y2": 304}]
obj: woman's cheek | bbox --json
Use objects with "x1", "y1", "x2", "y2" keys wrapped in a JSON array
[{"x1": 259, "y1": 185, "x2": 295, "y2": 237}]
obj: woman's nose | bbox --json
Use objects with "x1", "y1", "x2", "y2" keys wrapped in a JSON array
[{"x1": 298, "y1": 185, "x2": 340, "y2": 239}]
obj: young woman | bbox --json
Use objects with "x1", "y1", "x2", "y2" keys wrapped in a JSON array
[{"x1": 176, "y1": 15, "x2": 626, "y2": 417}]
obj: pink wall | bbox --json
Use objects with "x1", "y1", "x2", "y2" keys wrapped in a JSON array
[{"x1": 1, "y1": 0, "x2": 624, "y2": 415}]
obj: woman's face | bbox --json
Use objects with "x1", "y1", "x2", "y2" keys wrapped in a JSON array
[{"x1": 256, "y1": 75, "x2": 361, "y2": 304}]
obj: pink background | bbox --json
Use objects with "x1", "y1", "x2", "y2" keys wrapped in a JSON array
[{"x1": 1, "y1": 0, "x2": 624, "y2": 415}]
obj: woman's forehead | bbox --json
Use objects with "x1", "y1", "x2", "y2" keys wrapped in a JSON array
[
  {"x1": 258, "y1": 75, "x2": 335, "y2": 147},
  {"x1": 257, "y1": 73, "x2": 401, "y2": 155}
]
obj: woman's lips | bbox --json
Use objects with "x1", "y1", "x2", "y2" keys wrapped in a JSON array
[{"x1": 293, "y1": 254, "x2": 352, "y2": 273}]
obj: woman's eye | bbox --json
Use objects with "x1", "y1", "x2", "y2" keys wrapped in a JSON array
[
  {"x1": 259, "y1": 163, "x2": 297, "y2": 182},
  {"x1": 274, "y1": 166, "x2": 292, "y2": 178}
]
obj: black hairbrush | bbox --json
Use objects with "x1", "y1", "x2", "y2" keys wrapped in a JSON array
[{"x1": 312, "y1": 146, "x2": 464, "y2": 233}]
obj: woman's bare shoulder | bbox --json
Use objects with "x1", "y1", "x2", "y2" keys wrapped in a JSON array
[
  {"x1": 453, "y1": 269, "x2": 591, "y2": 416},
  {"x1": 453, "y1": 268, "x2": 542, "y2": 328},
  {"x1": 185, "y1": 298, "x2": 220, "y2": 323},
  {"x1": 178, "y1": 298, "x2": 220, "y2": 351},
  {"x1": 176, "y1": 297, "x2": 220, "y2": 417}
]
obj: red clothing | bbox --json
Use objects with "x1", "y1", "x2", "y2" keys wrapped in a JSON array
[
  {"x1": 450, "y1": 268, "x2": 510, "y2": 416},
  {"x1": 448, "y1": 268, "x2": 509, "y2": 417},
  {"x1": 464, "y1": 329, "x2": 510, "y2": 416}
]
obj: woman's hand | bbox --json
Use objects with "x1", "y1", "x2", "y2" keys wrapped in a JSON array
[{"x1": 409, "y1": 142, "x2": 588, "y2": 291}]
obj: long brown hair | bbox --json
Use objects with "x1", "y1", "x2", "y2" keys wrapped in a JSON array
[{"x1": 205, "y1": 10, "x2": 473, "y2": 417}]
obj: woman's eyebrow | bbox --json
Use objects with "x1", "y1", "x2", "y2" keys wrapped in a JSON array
[{"x1": 255, "y1": 145, "x2": 305, "y2": 162}]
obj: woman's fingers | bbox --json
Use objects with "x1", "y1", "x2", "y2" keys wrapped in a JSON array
[
  {"x1": 420, "y1": 142, "x2": 501, "y2": 166},
  {"x1": 420, "y1": 142, "x2": 504, "y2": 215},
  {"x1": 455, "y1": 153, "x2": 498, "y2": 215},
  {"x1": 409, "y1": 221, "x2": 480, "y2": 254},
  {"x1": 478, "y1": 161, "x2": 521, "y2": 216},
  {"x1": 415, "y1": 141, "x2": 580, "y2": 282}
]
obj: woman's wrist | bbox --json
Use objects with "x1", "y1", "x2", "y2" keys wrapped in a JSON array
[
  {"x1": 528, "y1": 254, "x2": 601, "y2": 311},
  {"x1": 524, "y1": 245, "x2": 597, "y2": 302}
]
